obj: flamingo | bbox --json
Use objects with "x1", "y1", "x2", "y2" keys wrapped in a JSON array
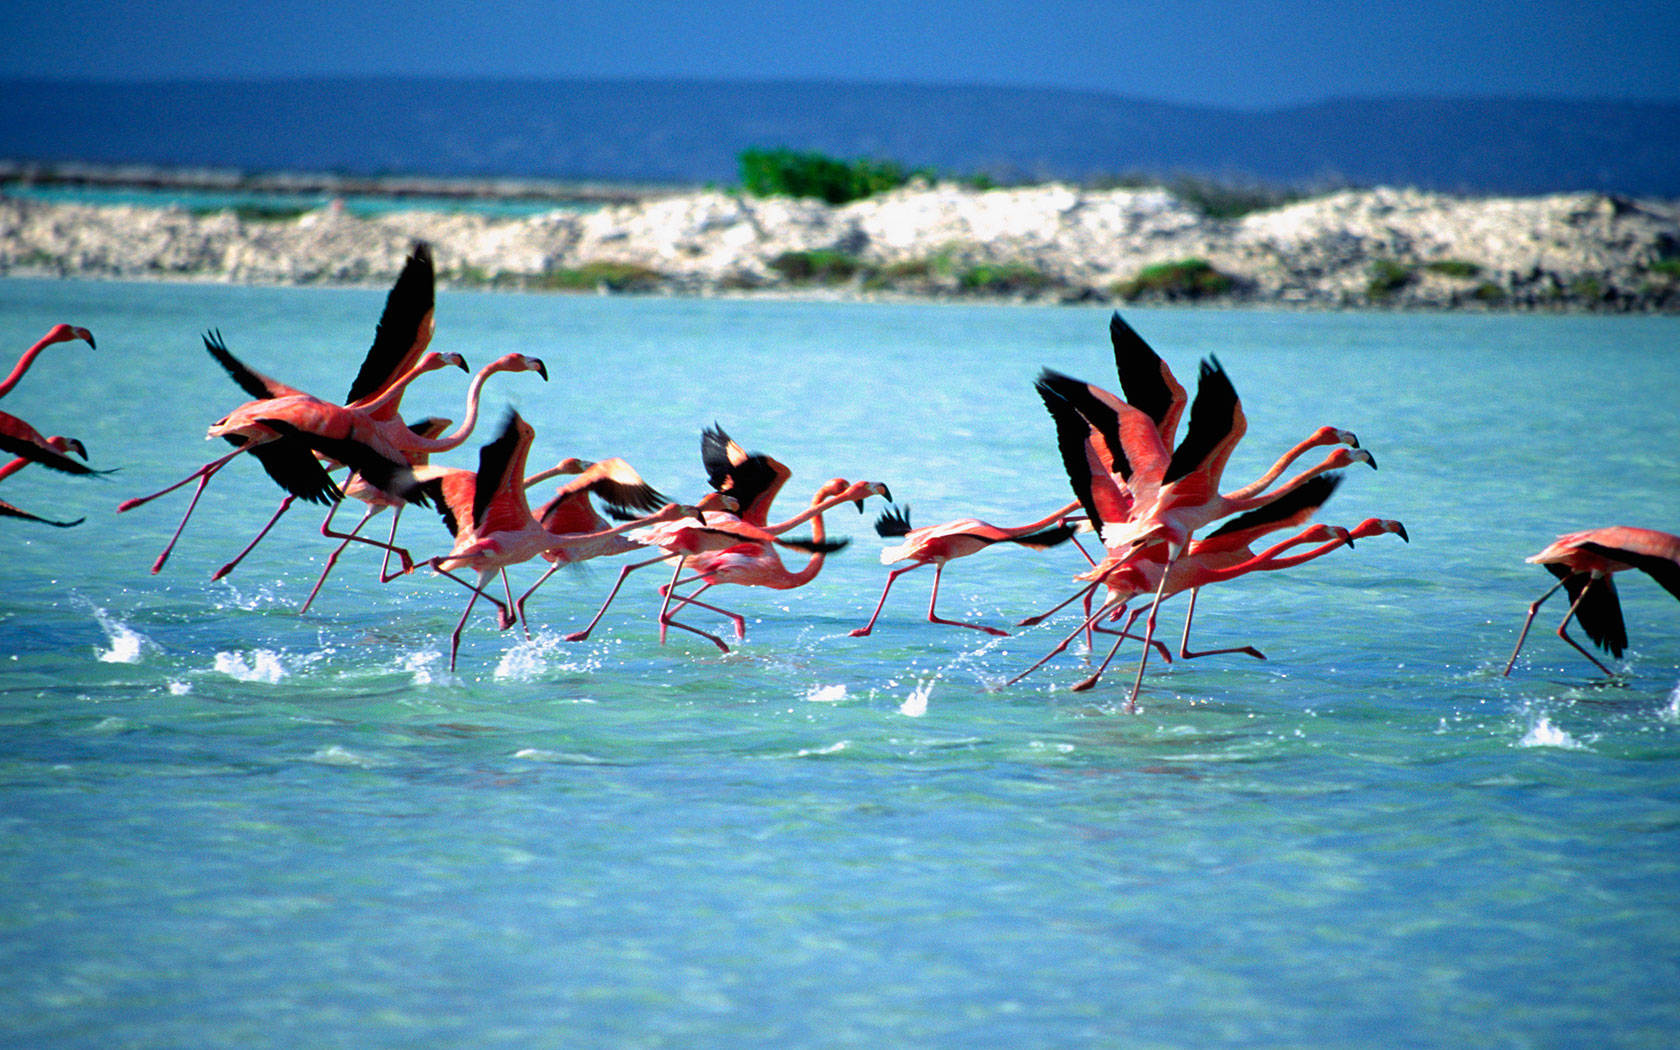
[
  {"x1": 0, "y1": 436, "x2": 92, "y2": 526},
  {"x1": 418, "y1": 412, "x2": 699, "y2": 670},
  {"x1": 847, "y1": 503, "x2": 1079, "y2": 637},
  {"x1": 507, "y1": 457, "x2": 670, "y2": 630},
  {"x1": 1033, "y1": 362, "x2": 1372, "y2": 701},
  {"x1": 1, "y1": 323, "x2": 95, "y2": 400},
  {"x1": 117, "y1": 336, "x2": 466, "y2": 573},
  {"x1": 1012, "y1": 476, "x2": 1407, "y2": 705},
  {"x1": 1501, "y1": 526, "x2": 1680, "y2": 677},
  {"x1": 244, "y1": 350, "x2": 547, "y2": 591},
  {"x1": 559, "y1": 424, "x2": 888, "y2": 642},
  {"x1": 656, "y1": 477, "x2": 861, "y2": 652}
]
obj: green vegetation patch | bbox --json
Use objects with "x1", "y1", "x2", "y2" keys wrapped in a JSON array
[
  {"x1": 1366, "y1": 259, "x2": 1415, "y2": 299},
  {"x1": 1424, "y1": 259, "x2": 1482, "y2": 279},
  {"x1": 1116, "y1": 258, "x2": 1236, "y2": 301},
  {"x1": 958, "y1": 262, "x2": 1053, "y2": 295},
  {"x1": 769, "y1": 250, "x2": 863, "y2": 284},
  {"x1": 739, "y1": 148, "x2": 918, "y2": 205},
  {"x1": 535, "y1": 261, "x2": 665, "y2": 292}
]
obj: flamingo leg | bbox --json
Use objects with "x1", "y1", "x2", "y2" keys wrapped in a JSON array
[
  {"x1": 1121, "y1": 550, "x2": 1180, "y2": 712},
  {"x1": 498, "y1": 570, "x2": 519, "y2": 632},
  {"x1": 1016, "y1": 581, "x2": 1101, "y2": 628},
  {"x1": 659, "y1": 581, "x2": 732, "y2": 652},
  {"x1": 117, "y1": 446, "x2": 245, "y2": 513},
  {"x1": 1554, "y1": 577, "x2": 1618, "y2": 677},
  {"x1": 849, "y1": 563, "x2": 922, "y2": 637},
  {"x1": 1501, "y1": 576, "x2": 1569, "y2": 676},
  {"x1": 655, "y1": 556, "x2": 688, "y2": 645},
  {"x1": 1175, "y1": 587, "x2": 1265, "y2": 661},
  {"x1": 320, "y1": 501, "x2": 413, "y2": 577},
  {"x1": 1006, "y1": 598, "x2": 1122, "y2": 687},
  {"x1": 924, "y1": 562, "x2": 1008, "y2": 635},
  {"x1": 1089, "y1": 607, "x2": 1173, "y2": 661},
  {"x1": 141, "y1": 459, "x2": 234, "y2": 574},
  {"x1": 562, "y1": 554, "x2": 671, "y2": 642},
  {"x1": 446, "y1": 573, "x2": 488, "y2": 672},
  {"x1": 298, "y1": 503, "x2": 378, "y2": 614},
  {"x1": 1072, "y1": 625, "x2": 1134, "y2": 693},
  {"x1": 514, "y1": 563, "x2": 562, "y2": 633},
  {"x1": 210, "y1": 494, "x2": 297, "y2": 581},
  {"x1": 376, "y1": 508, "x2": 405, "y2": 582},
  {"x1": 664, "y1": 583, "x2": 747, "y2": 644}
]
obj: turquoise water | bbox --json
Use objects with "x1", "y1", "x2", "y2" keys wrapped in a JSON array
[{"x1": 2, "y1": 278, "x2": 1678, "y2": 1048}]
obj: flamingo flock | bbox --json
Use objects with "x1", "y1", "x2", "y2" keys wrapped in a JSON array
[{"x1": 9, "y1": 242, "x2": 1678, "y2": 696}]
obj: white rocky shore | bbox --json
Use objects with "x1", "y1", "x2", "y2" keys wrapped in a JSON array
[{"x1": 3, "y1": 183, "x2": 1677, "y2": 309}]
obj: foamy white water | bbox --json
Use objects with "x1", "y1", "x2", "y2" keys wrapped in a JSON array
[
  {"x1": 212, "y1": 649, "x2": 289, "y2": 684},
  {"x1": 91, "y1": 608, "x2": 152, "y2": 663}
]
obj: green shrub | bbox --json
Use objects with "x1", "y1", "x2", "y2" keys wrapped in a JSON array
[
  {"x1": 535, "y1": 261, "x2": 664, "y2": 292},
  {"x1": 958, "y1": 263, "x2": 1052, "y2": 295},
  {"x1": 739, "y1": 148, "x2": 913, "y2": 205},
  {"x1": 1425, "y1": 259, "x2": 1482, "y2": 279},
  {"x1": 1116, "y1": 258, "x2": 1235, "y2": 301},
  {"x1": 769, "y1": 250, "x2": 862, "y2": 284},
  {"x1": 1366, "y1": 259, "x2": 1415, "y2": 299},
  {"x1": 1471, "y1": 282, "x2": 1507, "y2": 303},
  {"x1": 1165, "y1": 176, "x2": 1304, "y2": 220},
  {"x1": 1649, "y1": 257, "x2": 1680, "y2": 278}
]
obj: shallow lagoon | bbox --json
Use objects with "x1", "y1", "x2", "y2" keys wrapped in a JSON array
[{"x1": 2, "y1": 278, "x2": 1678, "y2": 1048}]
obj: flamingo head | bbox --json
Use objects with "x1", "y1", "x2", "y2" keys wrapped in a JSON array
[
  {"x1": 486, "y1": 353, "x2": 548, "y2": 381},
  {"x1": 407, "y1": 416, "x2": 453, "y2": 439},
  {"x1": 45, "y1": 435, "x2": 89, "y2": 459},
  {"x1": 693, "y1": 491, "x2": 740, "y2": 523},
  {"x1": 847, "y1": 479, "x2": 893, "y2": 511},
  {"x1": 1332, "y1": 447, "x2": 1377, "y2": 471},
  {"x1": 1309, "y1": 425, "x2": 1360, "y2": 449},
  {"x1": 42, "y1": 324, "x2": 96, "y2": 350},
  {"x1": 1349, "y1": 517, "x2": 1408, "y2": 544},
  {"x1": 550, "y1": 457, "x2": 590, "y2": 476}
]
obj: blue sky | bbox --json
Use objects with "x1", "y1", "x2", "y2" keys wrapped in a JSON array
[{"x1": 6, "y1": 0, "x2": 1678, "y2": 109}]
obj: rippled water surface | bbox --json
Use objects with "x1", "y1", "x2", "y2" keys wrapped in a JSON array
[{"x1": 3, "y1": 278, "x2": 1678, "y2": 1048}]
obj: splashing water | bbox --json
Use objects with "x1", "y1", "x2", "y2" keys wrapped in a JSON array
[
  {"x1": 900, "y1": 679, "x2": 933, "y2": 717},
  {"x1": 1663, "y1": 680, "x2": 1680, "y2": 724},
  {"x1": 213, "y1": 650, "x2": 288, "y2": 684},
  {"x1": 1519, "y1": 715, "x2": 1585, "y2": 750},
  {"x1": 91, "y1": 608, "x2": 153, "y2": 664},
  {"x1": 805, "y1": 683, "x2": 848, "y2": 703}
]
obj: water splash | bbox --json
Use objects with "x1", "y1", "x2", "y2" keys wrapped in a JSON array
[
  {"x1": 1662, "y1": 680, "x2": 1680, "y2": 724},
  {"x1": 900, "y1": 679, "x2": 933, "y2": 717},
  {"x1": 213, "y1": 649, "x2": 288, "y2": 684},
  {"x1": 91, "y1": 608, "x2": 154, "y2": 664},
  {"x1": 1518, "y1": 715, "x2": 1585, "y2": 750},
  {"x1": 805, "y1": 683, "x2": 848, "y2": 704}
]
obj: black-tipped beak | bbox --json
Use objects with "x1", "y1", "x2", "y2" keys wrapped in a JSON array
[
  {"x1": 533, "y1": 359, "x2": 549, "y2": 381},
  {"x1": 67, "y1": 438, "x2": 88, "y2": 460},
  {"x1": 1395, "y1": 524, "x2": 1410, "y2": 543},
  {"x1": 1365, "y1": 453, "x2": 1378, "y2": 470},
  {"x1": 452, "y1": 357, "x2": 469, "y2": 372},
  {"x1": 878, "y1": 483, "x2": 892, "y2": 503},
  {"x1": 854, "y1": 499, "x2": 866, "y2": 513}
]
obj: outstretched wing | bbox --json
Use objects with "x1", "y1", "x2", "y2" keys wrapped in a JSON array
[
  {"x1": 1163, "y1": 356, "x2": 1245, "y2": 489},
  {"x1": 1109, "y1": 311, "x2": 1186, "y2": 445},
  {"x1": 253, "y1": 418, "x2": 426, "y2": 508},
  {"x1": 346, "y1": 242, "x2": 437, "y2": 404},
  {"x1": 874, "y1": 504, "x2": 913, "y2": 538},
  {"x1": 701, "y1": 423, "x2": 789, "y2": 525},
  {"x1": 0, "y1": 496, "x2": 83, "y2": 527},
  {"x1": 203, "y1": 330, "x2": 305, "y2": 400}
]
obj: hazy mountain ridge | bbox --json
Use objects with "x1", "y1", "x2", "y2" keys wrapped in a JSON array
[{"x1": 3, "y1": 78, "x2": 1677, "y2": 197}]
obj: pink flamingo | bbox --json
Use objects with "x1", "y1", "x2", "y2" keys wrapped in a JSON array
[
  {"x1": 847, "y1": 503, "x2": 1079, "y2": 637},
  {"x1": 1502, "y1": 526, "x2": 1680, "y2": 677},
  {"x1": 656, "y1": 477, "x2": 862, "y2": 652},
  {"x1": 507, "y1": 456, "x2": 670, "y2": 630},
  {"x1": 559, "y1": 424, "x2": 887, "y2": 642},
  {"x1": 0, "y1": 435, "x2": 92, "y2": 526},
  {"x1": 0, "y1": 324, "x2": 95, "y2": 400},
  {"x1": 118, "y1": 338, "x2": 469, "y2": 573},
  {"x1": 419, "y1": 412, "x2": 697, "y2": 670}
]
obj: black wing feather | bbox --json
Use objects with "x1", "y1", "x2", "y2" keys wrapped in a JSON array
[
  {"x1": 203, "y1": 330, "x2": 286, "y2": 400},
  {"x1": 1203, "y1": 474, "x2": 1344, "y2": 541},
  {"x1": 347, "y1": 242, "x2": 436, "y2": 403},
  {"x1": 1575, "y1": 542, "x2": 1680, "y2": 603},
  {"x1": 701, "y1": 423, "x2": 780, "y2": 509},
  {"x1": 0, "y1": 432, "x2": 107, "y2": 476},
  {"x1": 472, "y1": 412, "x2": 524, "y2": 529},
  {"x1": 874, "y1": 505, "x2": 913, "y2": 538},
  {"x1": 0, "y1": 497, "x2": 83, "y2": 527},
  {"x1": 253, "y1": 419, "x2": 427, "y2": 508},
  {"x1": 1163, "y1": 356, "x2": 1239, "y2": 486},
  {"x1": 1109, "y1": 311, "x2": 1176, "y2": 432},
  {"x1": 1034, "y1": 373, "x2": 1109, "y2": 530},
  {"x1": 1550, "y1": 568, "x2": 1628, "y2": 658}
]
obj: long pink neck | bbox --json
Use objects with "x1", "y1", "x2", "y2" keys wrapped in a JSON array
[
  {"x1": 1220, "y1": 448, "x2": 1348, "y2": 517},
  {"x1": 396, "y1": 364, "x2": 506, "y2": 454},
  {"x1": 1007, "y1": 499, "x2": 1083, "y2": 536},
  {"x1": 0, "y1": 333, "x2": 58, "y2": 399},
  {"x1": 764, "y1": 485, "x2": 861, "y2": 535},
  {"x1": 0, "y1": 455, "x2": 33, "y2": 482},
  {"x1": 778, "y1": 497, "x2": 835, "y2": 588},
  {"x1": 1223, "y1": 432, "x2": 1336, "y2": 501},
  {"x1": 1197, "y1": 530, "x2": 1349, "y2": 585},
  {"x1": 355, "y1": 357, "x2": 450, "y2": 419}
]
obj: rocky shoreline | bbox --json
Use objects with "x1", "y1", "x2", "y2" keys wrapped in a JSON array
[{"x1": 3, "y1": 183, "x2": 1678, "y2": 310}]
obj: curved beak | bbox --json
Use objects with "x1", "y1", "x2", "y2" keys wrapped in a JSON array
[{"x1": 532, "y1": 359, "x2": 549, "y2": 381}]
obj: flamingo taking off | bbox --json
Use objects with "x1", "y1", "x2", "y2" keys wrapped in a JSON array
[
  {"x1": 0, "y1": 435, "x2": 93, "y2": 526},
  {"x1": 1502, "y1": 526, "x2": 1680, "y2": 677},
  {"x1": 847, "y1": 503, "x2": 1079, "y2": 637}
]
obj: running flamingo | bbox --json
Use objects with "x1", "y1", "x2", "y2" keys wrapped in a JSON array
[
  {"x1": 847, "y1": 503, "x2": 1079, "y2": 637},
  {"x1": 420, "y1": 412, "x2": 698, "y2": 670},
  {"x1": 656, "y1": 477, "x2": 861, "y2": 652},
  {"x1": 1502, "y1": 526, "x2": 1680, "y2": 677}
]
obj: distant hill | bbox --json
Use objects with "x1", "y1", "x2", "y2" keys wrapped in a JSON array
[{"x1": 3, "y1": 77, "x2": 1677, "y2": 197}]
